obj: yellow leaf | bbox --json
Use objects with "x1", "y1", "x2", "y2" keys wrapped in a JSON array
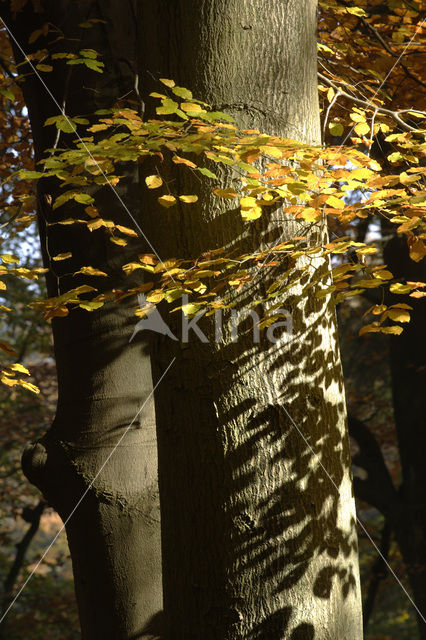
[
  {"x1": 386, "y1": 309, "x2": 410, "y2": 323},
  {"x1": 356, "y1": 246, "x2": 378, "y2": 255},
  {"x1": 158, "y1": 195, "x2": 177, "y2": 208},
  {"x1": 46, "y1": 306, "x2": 69, "y2": 319},
  {"x1": 8, "y1": 363, "x2": 30, "y2": 375},
  {"x1": 1, "y1": 254, "x2": 19, "y2": 264},
  {"x1": 110, "y1": 237, "x2": 127, "y2": 246},
  {"x1": 381, "y1": 325, "x2": 403, "y2": 335},
  {"x1": 399, "y1": 172, "x2": 419, "y2": 185},
  {"x1": 350, "y1": 112, "x2": 365, "y2": 123},
  {"x1": 52, "y1": 252, "x2": 72, "y2": 261},
  {"x1": 20, "y1": 380, "x2": 40, "y2": 393},
  {"x1": 240, "y1": 196, "x2": 257, "y2": 209},
  {"x1": 354, "y1": 122, "x2": 370, "y2": 136},
  {"x1": 327, "y1": 87, "x2": 335, "y2": 102},
  {"x1": 241, "y1": 206, "x2": 262, "y2": 220},
  {"x1": 87, "y1": 218, "x2": 105, "y2": 231},
  {"x1": 390, "y1": 282, "x2": 412, "y2": 294},
  {"x1": 180, "y1": 102, "x2": 206, "y2": 113},
  {"x1": 139, "y1": 254, "x2": 157, "y2": 266},
  {"x1": 213, "y1": 188, "x2": 239, "y2": 199},
  {"x1": 0, "y1": 281, "x2": 6, "y2": 290},
  {"x1": 300, "y1": 208, "x2": 321, "y2": 221},
  {"x1": 79, "y1": 301, "x2": 104, "y2": 311},
  {"x1": 371, "y1": 305, "x2": 387, "y2": 315},
  {"x1": 122, "y1": 262, "x2": 144, "y2": 274},
  {"x1": 389, "y1": 303, "x2": 412, "y2": 310},
  {"x1": 317, "y1": 43, "x2": 334, "y2": 54},
  {"x1": 373, "y1": 270, "x2": 393, "y2": 280},
  {"x1": 115, "y1": 224, "x2": 138, "y2": 237},
  {"x1": 351, "y1": 168, "x2": 373, "y2": 180},
  {"x1": 359, "y1": 323, "x2": 381, "y2": 336},
  {"x1": 36, "y1": 64, "x2": 53, "y2": 72},
  {"x1": 159, "y1": 78, "x2": 175, "y2": 88},
  {"x1": 326, "y1": 195, "x2": 345, "y2": 209},
  {"x1": 261, "y1": 146, "x2": 282, "y2": 158},
  {"x1": 78, "y1": 266, "x2": 108, "y2": 277},
  {"x1": 85, "y1": 205, "x2": 99, "y2": 218},
  {"x1": 181, "y1": 302, "x2": 202, "y2": 316},
  {"x1": 387, "y1": 152, "x2": 403, "y2": 163},
  {"x1": 346, "y1": 7, "x2": 368, "y2": 16},
  {"x1": 146, "y1": 291, "x2": 165, "y2": 303},
  {"x1": 408, "y1": 237, "x2": 426, "y2": 263},
  {"x1": 179, "y1": 195, "x2": 198, "y2": 203},
  {"x1": 145, "y1": 175, "x2": 163, "y2": 189},
  {"x1": 329, "y1": 122, "x2": 344, "y2": 136},
  {"x1": 172, "y1": 155, "x2": 197, "y2": 168}
]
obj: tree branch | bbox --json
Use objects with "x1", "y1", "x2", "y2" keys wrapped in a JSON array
[{"x1": 318, "y1": 72, "x2": 425, "y2": 133}]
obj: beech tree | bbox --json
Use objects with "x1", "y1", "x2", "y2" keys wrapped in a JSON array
[
  {"x1": 4, "y1": 0, "x2": 425, "y2": 639},
  {"x1": 2, "y1": 2, "x2": 163, "y2": 638}
]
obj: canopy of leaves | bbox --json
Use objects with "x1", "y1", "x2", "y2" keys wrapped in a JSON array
[{"x1": 0, "y1": 0, "x2": 425, "y2": 390}]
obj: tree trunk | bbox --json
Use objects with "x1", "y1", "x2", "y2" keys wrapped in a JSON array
[
  {"x1": 139, "y1": 1, "x2": 363, "y2": 638},
  {"x1": 4, "y1": 2, "x2": 162, "y2": 638},
  {"x1": 384, "y1": 236, "x2": 426, "y2": 638}
]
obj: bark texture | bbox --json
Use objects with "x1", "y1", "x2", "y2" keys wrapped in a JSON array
[
  {"x1": 139, "y1": 1, "x2": 363, "y2": 638},
  {"x1": 4, "y1": 2, "x2": 162, "y2": 638}
]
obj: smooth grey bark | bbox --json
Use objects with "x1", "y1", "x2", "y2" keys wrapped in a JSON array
[
  {"x1": 4, "y1": 2, "x2": 162, "y2": 638},
  {"x1": 139, "y1": 1, "x2": 363, "y2": 638}
]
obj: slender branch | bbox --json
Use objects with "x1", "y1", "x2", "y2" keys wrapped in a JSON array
[
  {"x1": 360, "y1": 16, "x2": 426, "y2": 91},
  {"x1": 318, "y1": 72, "x2": 425, "y2": 133}
]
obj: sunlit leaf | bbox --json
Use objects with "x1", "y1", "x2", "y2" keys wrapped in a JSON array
[
  {"x1": 329, "y1": 122, "x2": 344, "y2": 136},
  {"x1": 78, "y1": 266, "x2": 108, "y2": 276},
  {"x1": 145, "y1": 175, "x2": 163, "y2": 189},
  {"x1": 52, "y1": 252, "x2": 72, "y2": 261},
  {"x1": 159, "y1": 78, "x2": 175, "y2": 88},
  {"x1": 179, "y1": 195, "x2": 198, "y2": 203},
  {"x1": 158, "y1": 195, "x2": 177, "y2": 208}
]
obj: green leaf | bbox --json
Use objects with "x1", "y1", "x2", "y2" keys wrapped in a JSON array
[
  {"x1": 79, "y1": 49, "x2": 98, "y2": 59},
  {"x1": 74, "y1": 193, "x2": 95, "y2": 205},
  {"x1": 172, "y1": 86, "x2": 193, "y2": 100},
  {"x1": 329, "y1": 122, "x2": 344, "y2": 136},
  {"x1": 19, "y1": 170, "x2": 44, "y2": 179},
  {"x1": 0, "y1": 88, "x2": 15, "y2": 101},
  {"x1": 83, "y1": 59, "x2": 104, "y2": 72},
  {"x1": 36, "y1": 64, "x2": 53, "y2": 72},
  {"x1": 79, "y1": 300, "x2": 104, "y2": 311},
  {"x1": 198, "y1": 167, "x2": 218, "y2": 180},
  {"x1": 346, "y1": 7, "x2": 368, "y2": 16}
]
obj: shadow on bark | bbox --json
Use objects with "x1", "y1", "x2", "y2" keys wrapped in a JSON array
[{"x1": 148, "y1": 241, "x2": 361, "y2": 638}]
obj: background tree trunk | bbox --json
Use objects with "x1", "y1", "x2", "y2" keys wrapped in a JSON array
[
  {"x1": 4, "y1": 2, "x2": 162, "y2": 638},
  {"x1": 384, "y1": 236, "x2": 426, "y2": 639},
  {"x1": 139, "y1": 1, "x2": 363, "y2": 638}
]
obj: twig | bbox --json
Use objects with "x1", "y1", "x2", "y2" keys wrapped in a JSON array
[{"x1": 318, "y1": 72, "x2": 425, "y2": 133}]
